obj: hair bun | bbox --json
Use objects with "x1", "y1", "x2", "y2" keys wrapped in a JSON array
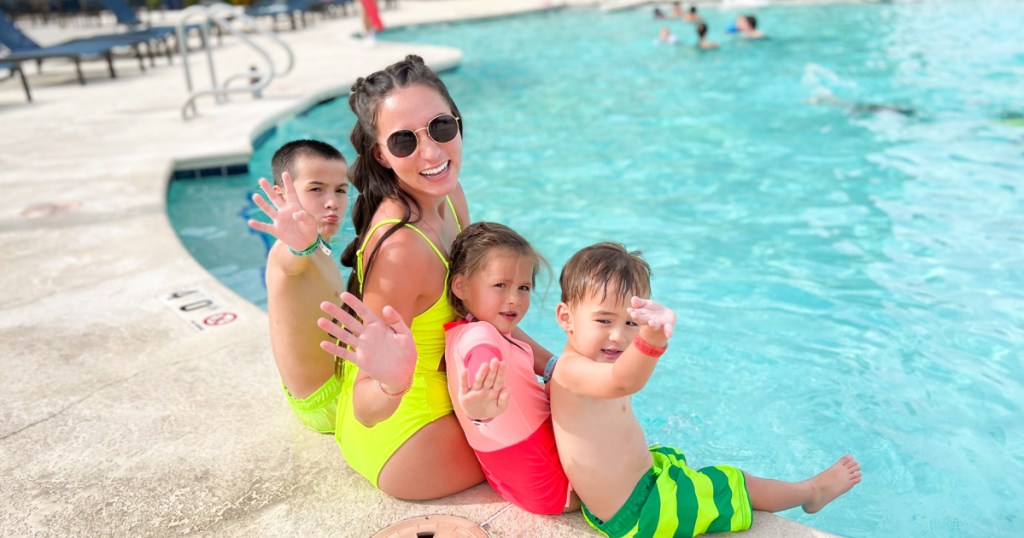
[
  {"x1": 351, "y1": 77, "x2": 366, "y2": 93},
  {"x1": 405, "y1": 54, "x2": 425, "y2": 65}
]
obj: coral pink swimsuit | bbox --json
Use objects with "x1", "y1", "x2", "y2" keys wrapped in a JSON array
[{"x1": 444, "y1": 320, "x2": 571, "y2": 514}]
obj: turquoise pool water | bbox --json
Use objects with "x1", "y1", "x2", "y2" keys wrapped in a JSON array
[{"x1": 168, "y1": 3, "x2": 1024, "y2": 536}]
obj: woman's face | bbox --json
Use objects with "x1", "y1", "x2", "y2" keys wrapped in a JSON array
[{"x1": 373, "y1": 84, "x2": 463, "y2": 202}]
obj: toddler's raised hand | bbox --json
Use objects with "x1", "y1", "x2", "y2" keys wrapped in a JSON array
[
  {"x1": 627, "y1": 297, "x2": 677, "y2": 339},
  {"x1": 318, "y1": 292, "x2": 417, "y2": 392},
  {"x1": 247, "y1": 172, "x2": 319, "y2": 252},
  {"x1": 458, "y1": 358, "x2": 510, "y2": 422}
]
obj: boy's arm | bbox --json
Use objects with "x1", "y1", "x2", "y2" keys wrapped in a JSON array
[
  {"x1": 555, "y1": 298, "x2": 675, "y2": 399},
  {"x1": 247, "y1": 173, "x2": 321, "y2": 276},
  {"x1": 511, "y1": 326, "x2": 553, "y2": 376}
]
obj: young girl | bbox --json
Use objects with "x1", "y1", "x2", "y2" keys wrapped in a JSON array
[{"x1": 444, "y1": 222, "x2": 577, "y2": 514}]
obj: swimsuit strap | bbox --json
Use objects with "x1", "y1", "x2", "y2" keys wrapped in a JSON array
[
  {"x1": 446, "y1": 195, "x2": 463, "y2": 233},
  {"x1": 356, "y1": 196, "x2": 460, "y2": 294}
]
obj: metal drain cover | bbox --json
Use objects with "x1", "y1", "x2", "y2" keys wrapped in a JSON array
[{"x1": 371, "y1": 514, "x2": 488, "y2": 538}]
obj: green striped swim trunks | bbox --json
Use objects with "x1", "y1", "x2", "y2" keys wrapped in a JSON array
[{"x1": 581, "y1": 445, "x2": 752, "y2": 538}]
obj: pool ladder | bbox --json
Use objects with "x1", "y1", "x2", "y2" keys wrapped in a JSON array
[{"x1": 177, "y1": 3, "x2": 295, "y2": 121}]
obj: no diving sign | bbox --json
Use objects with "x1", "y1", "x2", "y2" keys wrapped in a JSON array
[{"x1": 160, "y1": 288, "x2": 240, "y2": 332}]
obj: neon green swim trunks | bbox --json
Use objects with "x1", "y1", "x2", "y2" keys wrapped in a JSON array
[
  {"x1": 582, "y1": 445, "x2": 752, "y2": 538},
  {"x1": 283, "y1": 375, "x2": 341, "y2": 434}
]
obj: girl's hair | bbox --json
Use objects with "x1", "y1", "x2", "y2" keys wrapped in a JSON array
[
  {"x1": 447, "y1": 222, "x2": 546, "y2": 319},
  {"x1": 339, "y1": 55, "x2": 464, "y2": 297},
  {"x1": 559, "y1": 242, "x2": 651, "y2": 307}
]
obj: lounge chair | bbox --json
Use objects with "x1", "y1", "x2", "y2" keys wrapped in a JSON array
[
  {"x1": 0, "y1": 8, "x2": 147, "y2": 84},
  {"x1": 247, "y1": 0, "x2": 319, "y2": 31},
  {"x1": 0, "y1": 60, "x2": 31, "y2": 101},
  {"x1": 98, "y1": 0, "x2": 219, "y2": 54}
]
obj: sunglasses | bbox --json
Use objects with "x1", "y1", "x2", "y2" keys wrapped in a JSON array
[{"x1": 385, "y1": 114, "x2": 461, "y2": 158}]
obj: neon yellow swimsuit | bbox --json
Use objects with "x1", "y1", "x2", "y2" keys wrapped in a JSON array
[{"x1": 336, "y1": 198, "x2": 462, "y2": 487}]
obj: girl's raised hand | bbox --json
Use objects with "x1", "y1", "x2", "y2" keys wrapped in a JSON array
[
  {"x1": 627, "y1": 297, "x2": 677, "y2": 339},
  {"x1": 458, "y1": 358, "x2": 510, "y2": 421},
  {"x1": 318, "y1": 292, "x2": 417, "y2": 391},
  {"x1": 247, "y1": 172, "x2": 319, "y2": 252}
]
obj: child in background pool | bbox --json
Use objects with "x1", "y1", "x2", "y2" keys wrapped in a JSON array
[
  {"x1": 443, "y1": 222, "x2": 578, "y2": 514},
  {"x1": 657, "y1": 26, "x2": 678, "y2": 45},
  {"x1": 550, "y1": 243, "x2": 861, "y2": 537},
  {"x1": 247, "y1": 140, "x2": 349, "y2": 433},
  {"x1": 696, "y1": 21, "x2": 718, "y2": 50}
]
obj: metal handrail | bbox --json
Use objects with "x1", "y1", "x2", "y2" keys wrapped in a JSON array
[{"x1": 177, "y1": 3, "x2": 295, "y2": 120}]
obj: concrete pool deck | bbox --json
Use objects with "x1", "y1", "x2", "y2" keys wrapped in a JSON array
[{"x1": 0, "y1": 1, "x2": 838, "y2": 535}]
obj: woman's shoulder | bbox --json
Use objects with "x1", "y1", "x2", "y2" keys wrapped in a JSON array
[{"x1": 362, "y1": 215, "x2": 433, "y2": 259}]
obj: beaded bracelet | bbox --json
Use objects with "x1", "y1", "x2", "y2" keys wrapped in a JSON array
[
  {"x1": 288, "y1": 235, "x2": 322, "y2": 256},
  {"x1": 633, "y1": 334, "x2": 667, "y2": 358},
  {"x1": 378, "y1": 379, "x2": 412, "y2": 399}
]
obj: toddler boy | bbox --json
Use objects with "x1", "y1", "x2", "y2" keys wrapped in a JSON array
[{"x1": 550, "y1": 242, "x2": 861, "y2": 537}]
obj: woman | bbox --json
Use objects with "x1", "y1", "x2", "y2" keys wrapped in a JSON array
[{"x1": 319, "y1": 55, "x2": 552, "y2": 500}]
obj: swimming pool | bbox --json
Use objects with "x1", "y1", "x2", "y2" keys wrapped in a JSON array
[{"x1": 167, "y1": 3, "x2": 1024, "y2": 536}]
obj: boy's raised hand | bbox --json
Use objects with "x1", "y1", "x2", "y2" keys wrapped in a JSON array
[
  {"x1": 458, "y1": 358, "x2": 510, "y2": 421},
  {"x1": 247, "y1": 173, "x2": 319, "y2": 251},
  {"x1": 627, "y1": 297, "x2": 677, "y2": 339},
  {"x1": 318, "y1": 292, "x2": 417, "y2": 392}
]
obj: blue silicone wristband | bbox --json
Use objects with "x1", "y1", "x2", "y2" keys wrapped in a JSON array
[{"x1": 542, "y1": 355, "x2": 559, "y2": 384}]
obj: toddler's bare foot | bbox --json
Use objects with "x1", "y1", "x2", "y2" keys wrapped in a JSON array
[{"x1": 802, "y1": 454, "x2": 861, "y2": 514}]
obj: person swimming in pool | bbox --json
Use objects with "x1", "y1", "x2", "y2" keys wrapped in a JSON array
[
  {"x1": 809, "y1": 93, "x2": 917, "y2": 118},
  {"x1": 657, "y1": 26, "x2": 679, "y2": 45},
  {"x1": 696, "y1": 21, "x2": 719, "y2": 49},
  {"x1": 317, "y1": 55, "x2": 555, "y2": 500},
  {"x1": 734, "y1": 14, "x2": 766, "y2": 39}
]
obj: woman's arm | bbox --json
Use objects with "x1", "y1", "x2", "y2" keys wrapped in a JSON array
[{"x1": 348, "y1": 227, "x2": 440, "y2": 425}]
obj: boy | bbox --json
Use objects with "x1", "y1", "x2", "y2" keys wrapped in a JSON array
[
  {"x1": 549, "y1": 243, "x2": 861, "y2": 537},
  {"x1": 247, "y1": 140, "x2": 348, "y2": 433}
]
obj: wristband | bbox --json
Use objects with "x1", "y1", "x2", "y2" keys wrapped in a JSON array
[
  {"x1": 633, "y1": 334, "x2": 667, "y2": 358},
  {"x1": 541, "y1": 355, "x2": 559, "y2": 384},
  {"x1": 288, "y1": 235, "x2": 331, "y2": 256},
  {"x1": 378, "y1": 379, "x2": 412, "y2": 399}
]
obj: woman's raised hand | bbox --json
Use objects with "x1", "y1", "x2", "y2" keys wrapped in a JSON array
[
  {"x1": 247, "y1": 172, "x2": 319, "y2": 252},
  {"x1": 319, "y1": 292, "x2": 417, "y2": 391},
  {"x1": 627, "y1": 297, "x2": 677, "y2": 339}
]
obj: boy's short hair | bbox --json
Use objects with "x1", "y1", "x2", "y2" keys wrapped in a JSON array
[
  {"x1": 560, "y1": 242, "x2": 651, "y2": 307},
  {"x1": 270, "y1": 139, "x2": 346, "y2": 187},
  {"x1": 744, "y1": 15, "x2": 758, "y2": 29}
]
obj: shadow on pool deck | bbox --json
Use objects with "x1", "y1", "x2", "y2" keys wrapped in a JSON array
[{"x1": 0, "y1": 0, "x2": 839, "y2": 535}]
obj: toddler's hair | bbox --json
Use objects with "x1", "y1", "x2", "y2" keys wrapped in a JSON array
[
  {"x1": 560, "y1": 242, "x2": 651, "y2": 307},
  {"x1": 270, "y1": 139, "x2": 346, "y2": 187},
  {"x1": 447, "y1": 222, "x2": 545, "y2": 319}
]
